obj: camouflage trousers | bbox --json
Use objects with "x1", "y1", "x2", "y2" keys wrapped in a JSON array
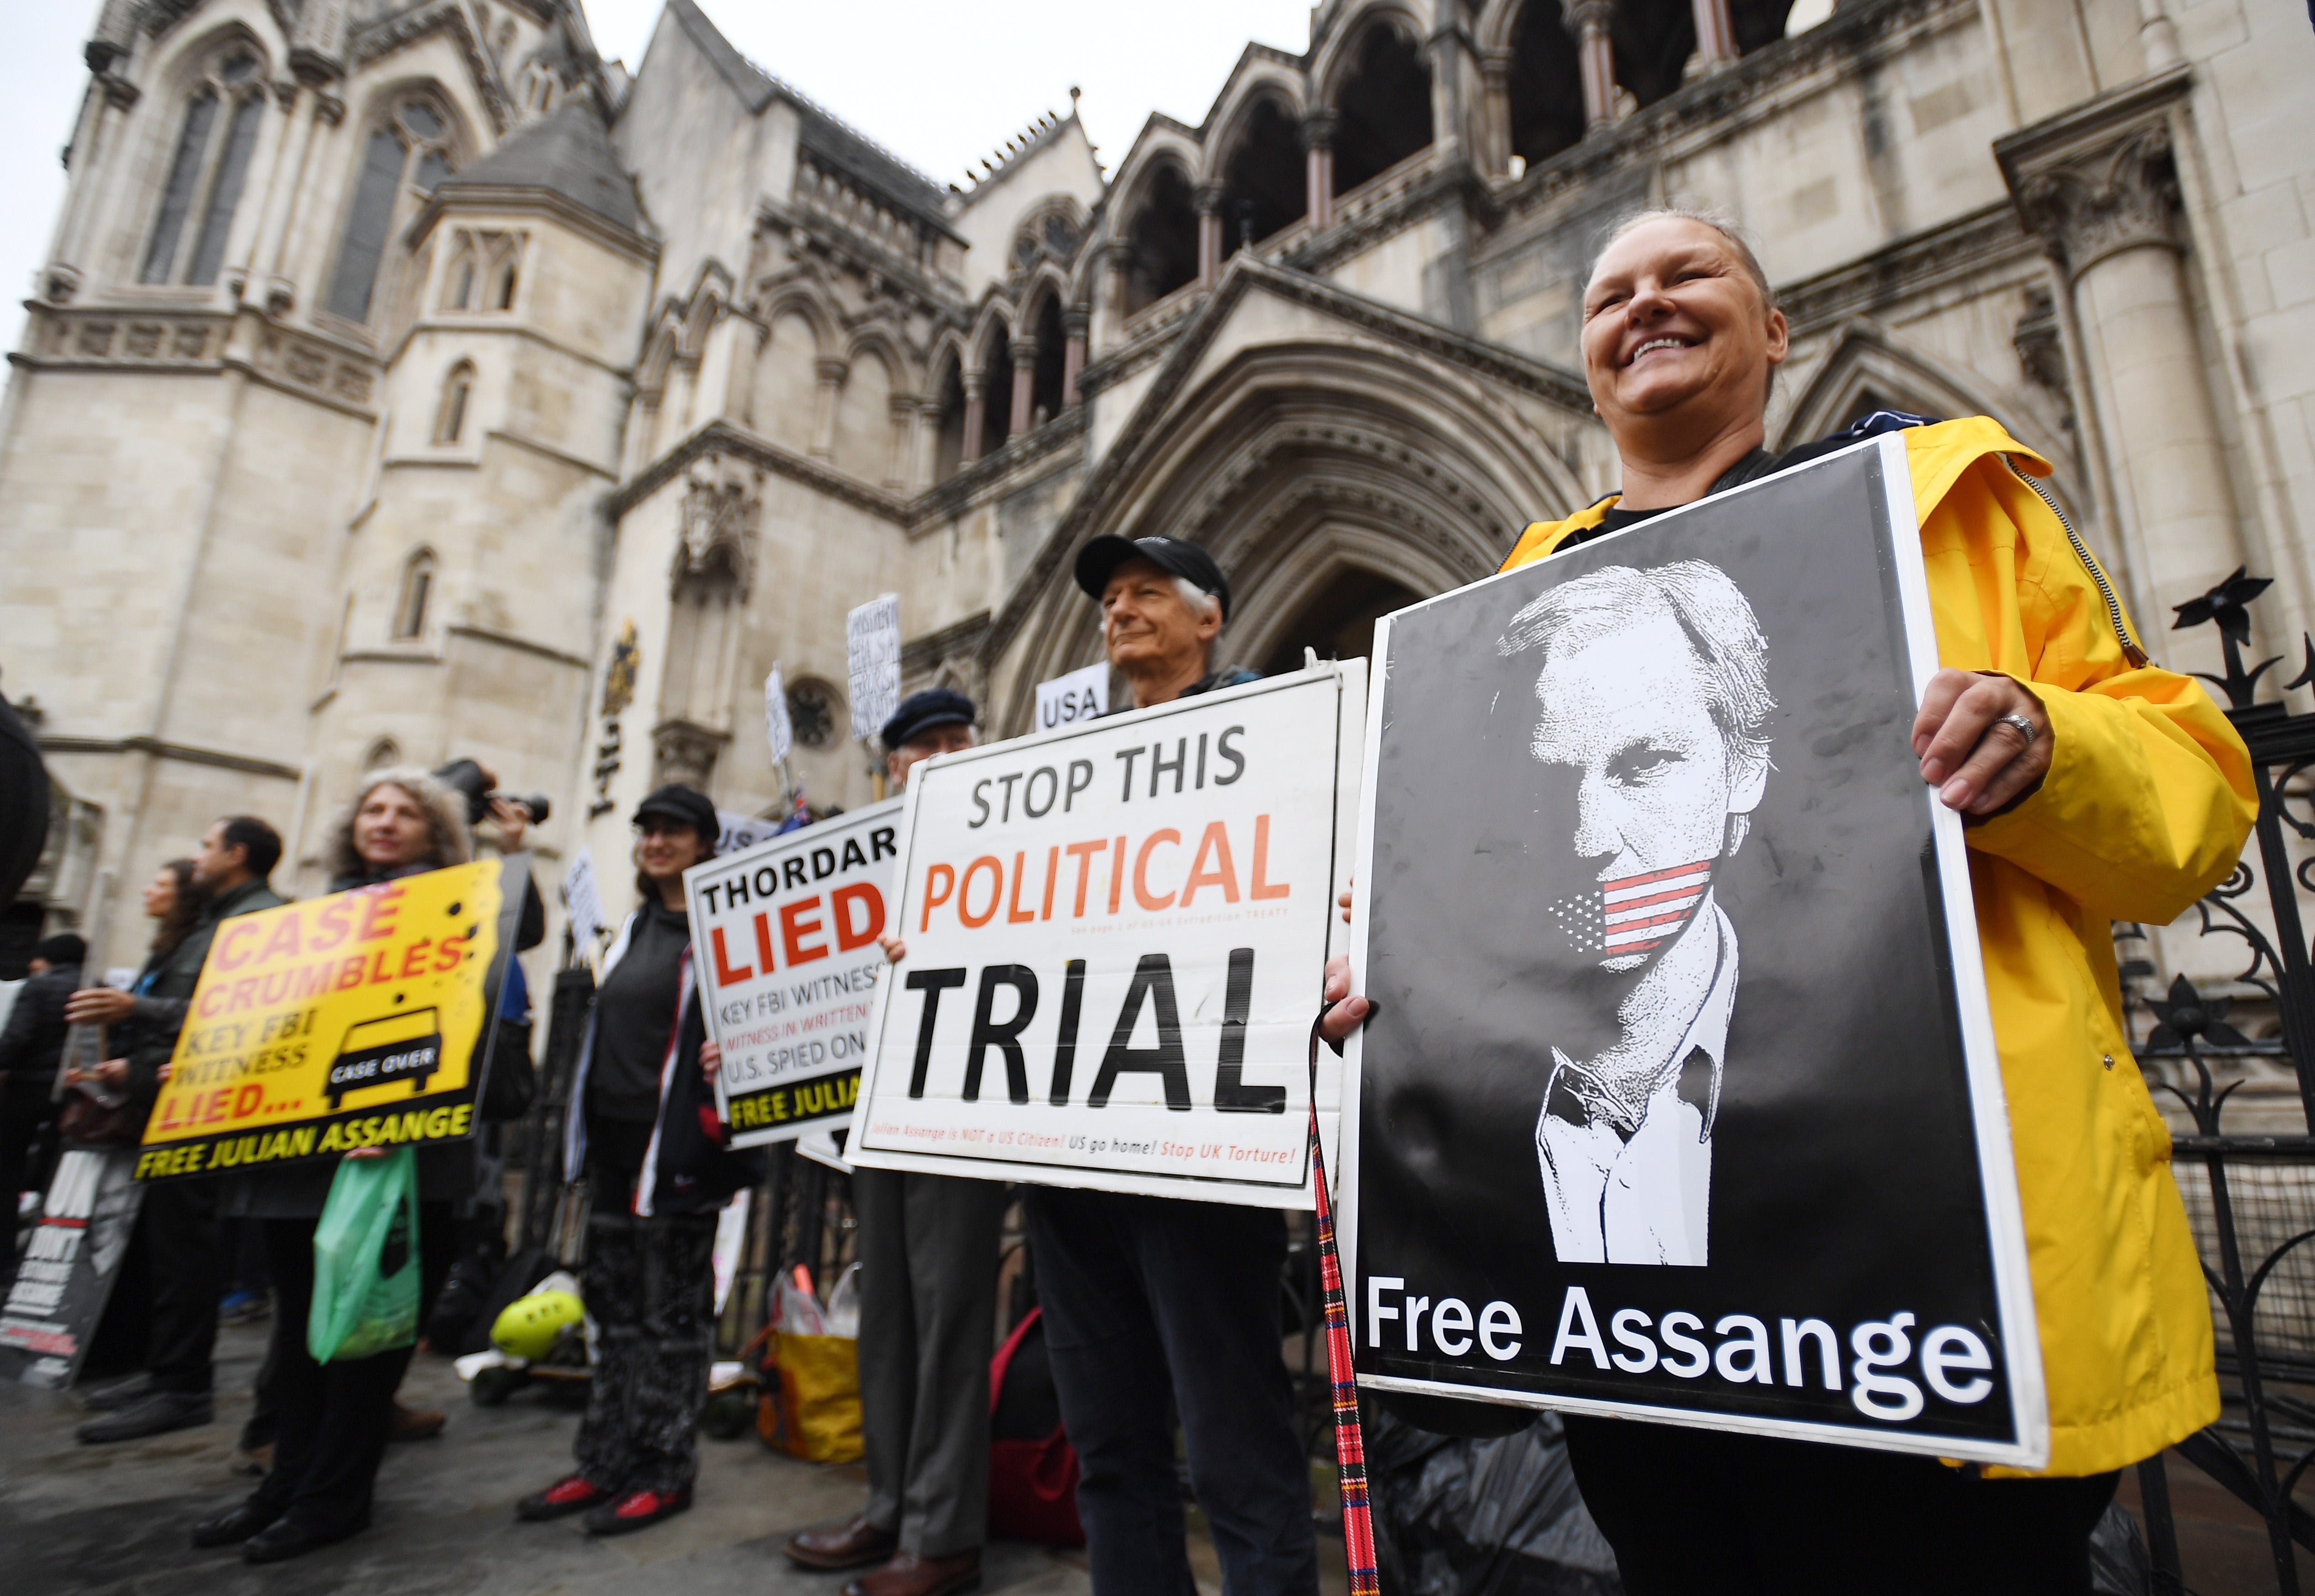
[{"x1": 575, "y1": 1206, "x2": 719, "y2": 1494}]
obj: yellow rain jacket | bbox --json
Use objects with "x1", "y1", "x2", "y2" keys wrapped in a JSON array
[{"x1": 1499, "y1": 417, "x2": 2256, "y2": 1476}]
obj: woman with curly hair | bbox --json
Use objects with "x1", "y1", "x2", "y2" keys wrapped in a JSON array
[{"x1": 193, "y1": 767, "x2": 539, "y2": 1563}]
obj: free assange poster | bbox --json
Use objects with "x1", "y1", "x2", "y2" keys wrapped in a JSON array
[{"x1": 1342, "y1": 437, "x2": 2044, "y2": 1465}]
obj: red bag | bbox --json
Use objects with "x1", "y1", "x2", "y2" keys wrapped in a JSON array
[{"x1": 986, "y1": 1308, "x2": 1084, "y2": 1546}]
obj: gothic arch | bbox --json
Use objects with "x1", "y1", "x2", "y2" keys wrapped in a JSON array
[
  {"x1": 1312, "y1": 2, "x2": 1432, "y2": 106},
  {"x1": 1208, "y1": 65, "x2": 1308, "y2": 163},
  {"x1": 754, "y1": 284, "x2": 836, "y2": 358},
  {"x1": 134, "y1": 26, "x2": 274, "y2": 288},
  {"x1": 638, "y1": 322, "x2": 682, "y2": 401},
  {"x1": 1318, "y1": 11, "x2": 1436, "y2": 195},
  {"x1": 1112, "y1": 153, "x2": 1201, "y2": 316},
  {"x1": 1213, "y1": 92, "x2": 1307, "y2": 256},
  {"x1": 843, "y1": 327, "x2": 917, "y2": 399},
  {"x1": 1777, "y1": 320, "x2": 2079, "y2": 516},
  {"x1": 999, "y1": 338, "x2": 1582, "y2": 731}
]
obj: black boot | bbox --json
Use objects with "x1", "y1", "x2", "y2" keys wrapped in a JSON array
[
  {"x1": 191, "y1": 1500, "x2": 283, "y2": 1549},
  {"x1": 77, "y1": 1390, "x2": 213, "y2": 1444}
]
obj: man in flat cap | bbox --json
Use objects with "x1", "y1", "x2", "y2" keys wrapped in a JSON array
[
  {"x1": 1022, "y1": 536, "x2": 1310, "y2": 1596},
  {"x1": 786, "y1": 689, "x2": 1007, "y2": 1596}
]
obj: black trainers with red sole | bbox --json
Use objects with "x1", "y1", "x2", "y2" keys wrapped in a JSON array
[
  {"x1": 516, "y1": 1474, "x2": 616, "y2": 1522},
  {"x1": 584, "y1": 1485, "x2": 694, "y2": 1536}
]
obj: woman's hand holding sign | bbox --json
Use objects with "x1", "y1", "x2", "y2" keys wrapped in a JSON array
[{"x1": 1913, "y1": 670, "x2": 2051, "y2": 818}]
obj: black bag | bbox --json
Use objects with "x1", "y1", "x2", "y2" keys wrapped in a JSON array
[{"x1": 479, "y1": 1017, "x2": 537, "y2": 1122}]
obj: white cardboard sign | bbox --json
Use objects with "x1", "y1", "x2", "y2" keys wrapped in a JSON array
[
  {"x1": 1035, "y1": 662, "x2": 1109, "y2": 731},
  {"x1": 846, "y1": 594, "x2": 901, "y2": 745},
  {"x1": 847, "y1": 663, "x2": 1364, "y2": 1205},
  {"x1": 686, "y1": 798, "x2": 902, "y2": 1145}
]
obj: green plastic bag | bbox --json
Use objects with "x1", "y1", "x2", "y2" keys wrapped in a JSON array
[{"x1": 308, "y1": 1147, "x2": 420, "y2": 1363}]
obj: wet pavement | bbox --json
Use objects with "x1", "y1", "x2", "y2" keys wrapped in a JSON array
[{"x1": 0, "y1": 1318, "x2": 1096, "y2": 1596}]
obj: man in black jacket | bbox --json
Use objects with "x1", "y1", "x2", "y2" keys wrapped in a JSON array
[
  {"x1": 0, "y1": 934, "x2": 85, "y2": 1240},
  {"x1": 67, "y1": 816, "x2": 286, "y2": 1443}
]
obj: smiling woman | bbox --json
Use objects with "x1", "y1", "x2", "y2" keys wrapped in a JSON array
[{"x1": 1309, "y1": 201, "x2": 2262, "y2": 1591}]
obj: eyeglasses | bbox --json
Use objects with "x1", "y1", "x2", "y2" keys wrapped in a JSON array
[{"x1": 633, "y1": 819, "x2": 699, "y2": 840}]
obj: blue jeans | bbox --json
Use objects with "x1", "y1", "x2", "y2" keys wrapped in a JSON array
[{"x1": 1025, "y1": 1187, "x2": 1318, "y2": 1596}]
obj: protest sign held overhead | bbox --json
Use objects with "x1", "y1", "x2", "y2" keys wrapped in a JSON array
[
  {"x1": 135, "y1": 856, "x2": 528, "y2": 1182},
  {"x1": 846, "y1": 594, "x2": 901, "y2": 745},
  {"x1": 690, "y1": 799, "x2": 902, "y2": 1144},
  {"x1": 849, "y1": 662, "x2": 1363, "y2": 1205},
  {"x1": 1342, "y1": 438, "x2": 2044, "y2": 1467}
]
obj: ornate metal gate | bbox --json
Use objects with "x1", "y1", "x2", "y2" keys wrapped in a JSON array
[{"x1": 2129, "y1": 571, "x2": 2315, "y2": 1594}]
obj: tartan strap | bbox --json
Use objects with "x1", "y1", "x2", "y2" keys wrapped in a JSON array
[{"x1": 1310, "y1": 1021, "x2": 1382, "y2": 1596}]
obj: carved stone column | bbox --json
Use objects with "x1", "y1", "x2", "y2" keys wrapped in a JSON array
[
  {"x1": 1093, "y1": 241, "x2": 1133, "y2": 352},
  {"x1": 885, "y1": 394, "x2": 915, "y2": 490},
  {"x1": 1062, "y1": 310, "x2": 1089, "y2": 407},
  {"x1": 1301, "y1": 112, "x2": 1338, "y2": 233},
  {"x1": 1692, "y1": 0, "x2": 1738, "y2": 69},
  {"x1": 1479, "y1": 51, "x2": 1514, "y2": 178},
  {"x1": 1007, "y1": 337, "x2": 1037, "y2": 437},
  {"x1": 959, "y1": 372, "x2": 986, "y2": 464},
  {"x1": 914, "y1": 398, "x2": 941, "y2": 485},
  {"x1": 1563, "y1": 0, "x2": 1619, "y2": 133},
  {"x1": 1998, "y1": 69, "x2": 2243, "y2": 668},
  {"x1": 810, "y1": 356, "x2": 846, "y2": 459},
  {"x1": 1195, "y1": 182, "x2": 1225, "y2": 288}
]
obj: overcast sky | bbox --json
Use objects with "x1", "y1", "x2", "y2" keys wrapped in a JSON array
[{"x1": 0, "y1": 0, "x2": 1316, "y2": 355}]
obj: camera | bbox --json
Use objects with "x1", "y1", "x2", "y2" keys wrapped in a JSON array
[{"x1": 433, "y1": 758, "x2": 552, "y2": 828}]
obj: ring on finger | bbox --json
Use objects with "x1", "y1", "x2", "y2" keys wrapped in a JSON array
[{"x1": 1995, "y1": 711, "x2": 2037, "y2": 746}]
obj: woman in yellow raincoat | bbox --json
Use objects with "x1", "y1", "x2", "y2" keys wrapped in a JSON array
[{"x1": 1319, "y1": 208, "x2": 2254, "y2": 1594}]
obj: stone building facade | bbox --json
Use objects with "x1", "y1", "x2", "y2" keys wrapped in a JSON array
[{"x1": 4, "y1": 0, "x2": 2312, "y2": 983}]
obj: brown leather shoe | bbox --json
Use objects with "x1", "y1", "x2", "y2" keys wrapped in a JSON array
[
  {"x1": 843, "y1": 1549, "x2": 981, "y2": 1596},
  {"x1": 388, "y1": 1401, "x2": 445, "y2": 1442},
  {"x1": 785, "y1": 1516, "x2": 899, "y2": 1570}
]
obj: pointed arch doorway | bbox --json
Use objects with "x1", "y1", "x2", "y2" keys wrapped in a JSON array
[{"x1": 1256, "y1": 566, "x2": 1422, "y2": 678}]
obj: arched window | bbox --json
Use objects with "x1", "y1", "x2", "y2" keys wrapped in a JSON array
[
  {"x1": 1506, "y1": 1, "x2": 1586, "y2": 168},
  {"x1": 325, "y1": 97, "x2": 457, "y2": 325},
  {"x1": 446, "y1": 235, "x2": 478, "y2": 309},
  {"x1": 434, "y1": 362, "x2": 474, "y2": 444},
  {"x1": 932, "y1": 356, "x2": 967, "y2": 483},
  {"x1": 363, "y1": 737, "x2": 402, "y2": 771},
  {"x1": 394, "y1": 549, "x2": 436, "y2": 639},
  {"x1": 1028, "y1": 294, "x2": 1067, "y2": 428},
  {"x1": 976, "y1": 332, "x2": 1013, "y2": 459},
  {"x1": 1218, "y1": 97, "x2": 1305, "y2": 258},
  {"x1": 1331, "y1": 22, "x2": 1434, "y2": 195},
  {"x1": 1123, "y1": 163, "x2": 1199, "y2": 315},
  {"x1": 141, "y1": 46, "x2": 267, "y2": 286},
  {"x1": 491, "y1": 254, "x2": 518, "y2": 310}
]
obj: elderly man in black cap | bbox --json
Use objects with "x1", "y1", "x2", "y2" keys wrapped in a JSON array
[
  {"x1": 1024, "y1": 537, "x2": 1311, "y2": 1596},
  {"x1": 786, "y1": 690, "x2": 1010, "y2": 1596}
]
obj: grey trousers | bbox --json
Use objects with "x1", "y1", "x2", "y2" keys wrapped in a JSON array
[{"x1": 853, "y1": 1166, "x2": 1010, "y2": 1557}]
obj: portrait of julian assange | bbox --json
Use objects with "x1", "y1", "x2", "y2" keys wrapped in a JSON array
[
  {"x1": 1504, "y1": 560, "x2": 1773, "y2": 1269},
  {"x1": 1354, "y1": 449, "x2": 2017, "y2": 1422}
]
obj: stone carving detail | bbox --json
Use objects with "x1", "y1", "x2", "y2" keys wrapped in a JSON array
[
  {"x1": 2012, "y1": 287, "x2": 2070, "y2": 398},
  {"x1": 650, "y1": 718, "x2": 729, "y2": 791},
  {"x1": 674, "y1": 458, "x2": 762, "y2": 596},
  {"x1": 2012, "y1": 126, "x2": 2181, "y2": 277}
]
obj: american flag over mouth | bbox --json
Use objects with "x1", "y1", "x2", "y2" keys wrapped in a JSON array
[{"x1": 1544, "y1": 860, "x2": 1714, "y2": 961}]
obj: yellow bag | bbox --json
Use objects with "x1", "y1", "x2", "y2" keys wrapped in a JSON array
[{"x1": 758, "y1": 1330, "x2": 862, "y2": 1463}]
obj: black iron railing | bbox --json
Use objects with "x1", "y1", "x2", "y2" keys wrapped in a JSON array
[{"x1": 2124, "y1": 570, "x2": 2315, "y2": 1594}]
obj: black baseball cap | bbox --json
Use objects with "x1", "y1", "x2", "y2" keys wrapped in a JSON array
[
  {"x1": 633, "y1": 784, "x2": 718, "y2": 847},
  {"x1": 1073, "y1": 536, "x2": 1232, "y2": 621},
  {"x1": 882, "y1": 688, "x2": 977, "y2": 753}
]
